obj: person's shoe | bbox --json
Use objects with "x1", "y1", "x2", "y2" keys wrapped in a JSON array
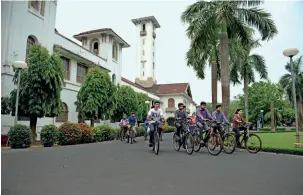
[{"x1": 133, "y1": 140, "x2": 137, "y2": 143}]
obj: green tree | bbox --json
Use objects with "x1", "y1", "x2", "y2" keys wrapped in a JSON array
[
  {"x1": 1, "y1": 96, "x2": 11, "y2": 115},
  {"x1": 230, "y1": 40, "x2": 268, "y2": 121},
  {"x1": 279, "y1": 56, "x2": 303, "y2": 131},
  {"x1": 135, "y1": 92, "x2": 149, "y2": 122},
  {"x1": 181, "y1": 0, "x2": 277, "y2": 117},
  {"x1": 111, "y1": 85, "x2": 138, "y2": 122},
  {"x1": 9, "y1": 44, "x2": 64, "y2": 142},
  {"x1": 76, "y1": 67, "x2": 116, "y2": 127}
]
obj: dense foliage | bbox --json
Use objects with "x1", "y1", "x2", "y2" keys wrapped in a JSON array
[
  {"x1": 8, "y1": 124, "x2": 31, "y2": 149},
  {"x1": 58, "y1": 122, "x2": 82, "y2": 145},
  {"x1": 40, "y1": 124, "x2": 58, "y2": 146}
]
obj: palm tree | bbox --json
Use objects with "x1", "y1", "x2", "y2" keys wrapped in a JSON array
[
  {"x1": 230, "y1": 39, "x2": 268, "y2": 121},
  {"x1": 181, "y1": 0, "x2": 277, "y2": 117},
  {"x1": 279, "y1": 56, "x2": 303, "y2": 131}
]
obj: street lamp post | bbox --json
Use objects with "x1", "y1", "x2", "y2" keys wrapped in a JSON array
[
  {"x1": 260, "y1": 110, "x2": 264, "y2": 129},
  {"x1": 283, "y1": 48, "x2": 300, "y2": 144},
  {"x1": 12, "y1": 61, "x2": 28, "y2": 126}
]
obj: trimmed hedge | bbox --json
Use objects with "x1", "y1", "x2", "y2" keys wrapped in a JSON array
[
  {"x1": 78, "y1": 123, "x2": 94, "y2": 144},
  {"x1": 93, "y1": 125, "x2": 115, "y2": 142},
  {"x1": 8, "y1": 124, "x2": 31, "y2": 149},
  {"x1": 58, "y1": 122, "x2": 82, "y2": 145},
  {"x1": 40, "y1": 124, "x2": 58, "y2": 147},
  {"x1": 258, "y1": 127, "x2": 296, "y2": 132},
  {"x1": 253, "y1": 147, "x2": 303, "y2": 156}
]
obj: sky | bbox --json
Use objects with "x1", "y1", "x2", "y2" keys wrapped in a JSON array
[{"x1": 55, "y1": 0, "x2": 303, "y2": 104}]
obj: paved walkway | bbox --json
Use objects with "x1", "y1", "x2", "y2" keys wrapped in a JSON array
[{"x1": 2, "y1": 133, "x2": 303, "y2": 195}]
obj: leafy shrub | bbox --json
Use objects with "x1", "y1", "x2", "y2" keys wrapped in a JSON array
[
  {"x1": 93, "y1": 125, "x2": 114, "y2": 142},
  {"x1": 135, "y1": 126, "x2": 145, "y2": 137},
  {"x1": 40, "y1": 125, "x2": 57, "y2": 146},
  {"x1": 164, "y1": 125, "x2": 176, "y2": 133},
  {"x1": 111, "y1": 128, "x2": 121, "y2": 140},
  {"x1": 78, "y1": 123, "x2": 94, "y2": 143},
  {"x1": 8, "y1": 124, "x2": 31, "y2": 149},
  {"x1": 58, "y1": 122, "x2": 82, "y2": 145}
]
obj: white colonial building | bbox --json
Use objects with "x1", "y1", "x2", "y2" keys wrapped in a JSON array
[{"x1": 1, "y1": 1, "x2": 196, "y2": 138}]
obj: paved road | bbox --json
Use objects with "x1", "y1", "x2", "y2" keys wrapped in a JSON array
[{"x1": 2, "y1": 133, "x2": 303, "y2": 195}]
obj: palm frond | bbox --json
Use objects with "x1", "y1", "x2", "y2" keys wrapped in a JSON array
[{"x1": 249, "y1": 54, "x2": 267, "y2": 79}]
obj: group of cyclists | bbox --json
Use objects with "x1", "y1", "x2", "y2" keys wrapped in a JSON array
[{"x1": 120, "y1": 100, "x2": 248, "y2": 148}]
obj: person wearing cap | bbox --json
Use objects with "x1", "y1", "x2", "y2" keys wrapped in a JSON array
[
  {"x1": 196, "y1": 101, "x2": 214, "y2": 134},
  {"x1": 174, "y1": 102, "x2": 188, "y2": 141}
]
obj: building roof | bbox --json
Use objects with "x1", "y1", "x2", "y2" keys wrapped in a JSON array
[
  {"x1": 131, "y1": 16, "x2": 161, "y2": 28},
  {"x1": 153, "y1": 83, "x2": 189, "y2": 95},
  {"x1": 73, "y1": 28, "x2": 130, "y2": 48}
]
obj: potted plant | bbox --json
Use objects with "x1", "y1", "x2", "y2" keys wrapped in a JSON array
[{"x1": 40, "y1": 125, "x2": 57, "y2": 147}]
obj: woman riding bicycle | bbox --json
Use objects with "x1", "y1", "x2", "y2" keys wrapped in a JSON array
[
  {"x1": 232, "y1": 109, "x2": 247, "y2": 147},
  {"x1": 119, "y1": 114, "x2": 128, "y2": 140}
]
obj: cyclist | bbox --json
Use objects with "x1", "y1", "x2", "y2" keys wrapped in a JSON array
[
  {"x1": 147, "y1": 101, "x2": 164, "y2": 147},
  {"x1": 196, "y1": 101, "x2": 214, "y2": 144},
  {"x1": 189, "y1": 112, "x2": 196, "y2": 132},
  {"x1": 144, "y1": 105, "x2": 155, "y2": 140},
  {"x1": 127, "y1": 112, "x2": 137, "y2": 143},
  {"x1": 119, "y1": 114, "x2": 128, "y2": 140},
  {"x1": 232, "y1": 108, "x2": 246, "y2": 147},
  {"x1": 174, "y1": 103, "x2": 188, "y2": 142},
  {"x1": 212, "y1": 105, "x2": 229, "y2": 132}
]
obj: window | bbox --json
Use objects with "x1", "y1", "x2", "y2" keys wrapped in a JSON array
[
  {"x1": 61, "y1": 57, "x2": 70, "y2": 80},
  {"x1": 142, "y1": 23, "x2": 146, "y2": 31},
  {"x1": 25, "y1": 36, "x2": 36, "y2": 62},
  {"x1": 142, "y1": 39, "x2": 145, "y2": 45},
  {"x1": 168, "y1": 98, "x2": 175, "y2": 108},
  {"x1": 56, "y1": 103, "x2": 68, "y2": 122},
  {"x1": 90, "y1": 38, "x2": 99, "y2": 55},
  {"x1": 77, "y1": 64, "x2": 88, "y2": 83},
  {"x1": 142, "y1": 50, "x2": 144, "y2": 56},
  {"x1": 28, "y1": 0, "x2": 45, "y2": 16},
  {"x1": 112, "y1": 74, "x2": 116, "y2": 84},
  {"x1": 153, "y1": 63, "x2": 155, "y2": 69},
  {"x1": 153, "y1": 52, "x2": 154, "y2": 57},
  {"x1": 143, "y1": 71, "x2": 144, "y2": 76},
  {"x1": 153, "y1": 41, "x2": 154, "y2": 46},
  {"x1": 112, "y1": 42, "x2": 118, "y2": 61},
  {"x1": 142, "y1": 62, "x2": 144, "y2": 68}
]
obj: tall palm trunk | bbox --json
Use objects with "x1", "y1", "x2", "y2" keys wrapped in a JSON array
[
  {"x1": 297, "y1": 96, "x2": 303, "y2": 131},
  {"x1": 270, "y1": 102, "x2": 275, "y2": 132},
  {"x1": 211, "y1": 60, "x2": 218, "y2": 112},
  {"x1": 244, "y1": 74, "x2": 249, "y2": 121},
  {"x1": 220, "y1": 23, "x2": 230, "y2": 117}
]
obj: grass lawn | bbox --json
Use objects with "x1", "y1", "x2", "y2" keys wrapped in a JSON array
[{"x1": 256, "y1": 132, "x2": 303, "y2": 151}]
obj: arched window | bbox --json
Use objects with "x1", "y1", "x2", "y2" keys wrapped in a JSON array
[
  {"x1": 56, "y1": 103, "x2": 69, "y2": 122},
  {"x1": 112, "y1": 74, "x2": 116, "y2": 84},
  {"x1": 112, "y1": 42, "x2": 118, "y2": 61},
  {"x1": 90, "y1": 38, "x2": 99, "y2": 55},
  {"x1": 25, "y1": 36, "x2": 36, "y2": 62},
  {"x1": 168, "y1": 98, "x2": 175, "y2": 108}
]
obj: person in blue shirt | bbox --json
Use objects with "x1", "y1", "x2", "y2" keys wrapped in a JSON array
[
  {"x1": 127, "y1": 112, "x2": 137, "y2": 143},
  {"x1": 212, "y1": 104, "x2": 229, "y2": 132}
]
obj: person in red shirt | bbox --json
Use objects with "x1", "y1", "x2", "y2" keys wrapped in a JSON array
[{"x1": 232, "y1": 109, "x2": 247, "y2": 147}]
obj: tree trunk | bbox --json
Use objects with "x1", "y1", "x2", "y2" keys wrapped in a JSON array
[
  {"x1": 244, "y1": 74, "x2": 249, "y2": 121},
  {"x1": 220, "y1": 23, "x2": 230, "y2": 117},
  {"x1": 270, "y1": 102, "x2": 275, "y2": 132},
  {"x1": 90, "y1": 119, "x2": 94, "y2": 127},
  {"x1": 297, "y1": 100, "x2": 303, "y2": 132},
  {"x1": 30, "y1": 115, "x2": 38, "y2": 144},
  {"x1": 211, "y1": 60, "x2": 218, "y2": 112}
]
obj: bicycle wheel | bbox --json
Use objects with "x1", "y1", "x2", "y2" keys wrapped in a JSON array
[
  {"x1": 154, "y1": 131, "x2": 160, "y2": 155},
  {"x1": 185, "y1": 133, "x2": 194, "y2": 155},
  {"x1": 245, "y1": 133, "x2": 262, "y2": 154},
  {"x1": 173, "y1": 132, "x2": 181, "y2": 151},
  {"x1": 207, "y1": 134, "x2": 223, "y2": 156},
  {"x1": 192, "y1": 132, "x2": 202, "y2": 152},
  {"x1": 130, "y1": 131, "x2": 133, "y2": 144},
  {"x1": 222, "y1": 133, "x2": 236, "y2": 154}
]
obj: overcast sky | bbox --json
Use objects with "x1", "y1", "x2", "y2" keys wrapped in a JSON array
[{"x1": 55, "y1": 0, "x2": 303, "y2": 103}]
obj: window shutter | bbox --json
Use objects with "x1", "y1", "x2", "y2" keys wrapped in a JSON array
[{"x1": 40, "y1": 1, "x2": 45, "y2": 16}]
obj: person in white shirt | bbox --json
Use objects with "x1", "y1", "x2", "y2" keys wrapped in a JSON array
[{"x1": 147, "y1": 101, "x2": 164, "y2": 147}]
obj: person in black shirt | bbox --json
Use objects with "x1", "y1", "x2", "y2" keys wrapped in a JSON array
[{"x1": 174, "y1": 103, "x2": 188, "y2": 140}]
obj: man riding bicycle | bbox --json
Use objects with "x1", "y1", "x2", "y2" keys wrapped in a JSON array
[
  {"x1": 127, "y1": 112, "x2": 137, "y2": 143},
  {"x1": 212, "y1": 104, "x2": 230, "y2": 132},
  {"x1": 196, "y1": 101, "x2": 214, "y2": 143},
  {"x1": 147, "y1": 101, "x2": 164, "y2": 147},
  {"x1": 174, "y1": 103, "x2": 188, "y2": 141}
]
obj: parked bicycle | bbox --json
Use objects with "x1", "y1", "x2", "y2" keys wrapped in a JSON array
[
  {"x1": 173, "y1": 118, "x2": 194, "y2": 155},
  {"x1": 192, "y1": 119, "x2": 224, "y2": 156},
  {"x1": 234, "y1": 122, "x2": 262, "y2": 154}
]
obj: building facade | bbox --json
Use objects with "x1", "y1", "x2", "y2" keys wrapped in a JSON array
[{"x1": 1, "y1": 1, "x2": 197, "y2": 138}]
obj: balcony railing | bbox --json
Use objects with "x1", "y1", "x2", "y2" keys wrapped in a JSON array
[{"x1": 140, "y1": 30, "x2": 147, "y2": 36}]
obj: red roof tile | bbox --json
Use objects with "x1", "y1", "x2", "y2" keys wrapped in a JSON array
[{"x1": 154, "y1": 83, "x2": 188, "y2": 95}]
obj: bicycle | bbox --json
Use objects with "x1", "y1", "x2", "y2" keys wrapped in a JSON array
[
  {"x1": 150, "y1": 121, "x2": 161, "y2": 155},
  {"x1": 234, "y1": 123, "x2": 262, "y2": 154},
  {"x1": 120, "y1": 126, "x2": 128, "y2": 142},
  {"x1": 127, "y1": 125, "x2": 135, "y2": 144},
  {"x1": 173, "y1": 118, "x2": 194, "y2": 155},
  {"x1": 219, "y1": 123, "x2": 237, "y2": 154},
  {"x1": 191, "y1": 119, "x2": 224, "y2": 156}
]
